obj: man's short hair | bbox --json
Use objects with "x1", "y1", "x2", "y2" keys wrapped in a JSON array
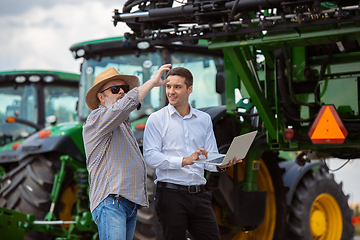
[{"x1": 166, "y1": 67, "x2": 193, "y2": 88}]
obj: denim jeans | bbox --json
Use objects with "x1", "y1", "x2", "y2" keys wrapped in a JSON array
[{"x1": 92, "y1": 195, "x2": 138, "y2": 240}]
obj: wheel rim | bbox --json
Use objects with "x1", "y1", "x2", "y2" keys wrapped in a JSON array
[
  {"x1": 231, "y1": 158, "x2": 276, "y2": 240},
  {"x1": 310, "y1": 193, "x2": 342, "y2": 240}
]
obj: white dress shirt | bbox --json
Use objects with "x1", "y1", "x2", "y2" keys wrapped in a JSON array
[{"x1": 143, "y1": 104, "x2": 218, "y2": 186}]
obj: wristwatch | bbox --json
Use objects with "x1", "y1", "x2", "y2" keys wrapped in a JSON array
[{"x1": 216, "y1": 166, "x2": 227, "y2": 172}]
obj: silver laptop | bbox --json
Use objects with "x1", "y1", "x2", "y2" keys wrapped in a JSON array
[{"x1": 193, "y1": 130, "x2": 258, "y2": 166}]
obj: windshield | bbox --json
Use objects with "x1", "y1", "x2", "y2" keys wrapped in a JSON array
[
  {"x1": 78, "y1": 50, "x2": 224, "y2": 121},
  {"x1": 0, "y1": 83, "x2": 79, "y2": 145},
  {"x1": 171, "y1": 52, "x2": 223, "y2": 109},
  {"x1": 44, "y1": 85, "x2": 78, "y2": 125},
  {"x1": 0, "y1": 85, "x2": 38, "y2": 143}
]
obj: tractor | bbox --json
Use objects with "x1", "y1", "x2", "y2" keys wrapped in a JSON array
[
  {"x1": 0, "y1": 70, "x2": 79, "y2": 180},
  {"x1": 1, "y1": 0, "x2": 359, "y2": 239}
]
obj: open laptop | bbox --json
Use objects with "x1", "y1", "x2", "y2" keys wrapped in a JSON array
[{"x1": 193, "y1": 130, "x2": 258, "y2": 166}]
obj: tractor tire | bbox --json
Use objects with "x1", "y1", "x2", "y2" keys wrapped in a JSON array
[
  {"x1": 0, "y1": 154, "x2": 76, "y2": 240},
  {"x1": 216, "y1": 151, "x2": 288, "y2": 240},
  {"x1": 0, "y1": 155, "x2": 57, "y2": 218},
  {"x1": 287, "y1": 166, "x2": 354, "y2": 239},
  {"x1": 134, "y1": 167, "x2": 162, "y2": 240}
]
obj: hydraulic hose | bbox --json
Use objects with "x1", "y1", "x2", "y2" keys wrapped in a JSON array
[{"x1": 277, "y1": 51, "x2": 300, "y2": 120}]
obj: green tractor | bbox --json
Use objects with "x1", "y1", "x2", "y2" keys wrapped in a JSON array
[
  {"x1": 0, "y1": 0, "x2": 359, "y2": 239},
  {"x1": 0, "y1": 70, "x2": 79, "y2": 180}
]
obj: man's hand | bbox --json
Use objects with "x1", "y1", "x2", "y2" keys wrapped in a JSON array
[
  {"x1": 218, "y1": 157, "x2": 243, "y2": 169},
  {"x1": 138, "y1": 64, "x2": 171, "y2": 101},
  {"x1": 149, "y1": 64, "x2": 171, "y2": 87},
  {"x1": 182, "y1": 148, "x2": 208, "y2": 167}
]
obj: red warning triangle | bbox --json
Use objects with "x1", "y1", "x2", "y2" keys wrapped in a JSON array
[{"x1": 309, "y1": 105, "x2": 347, "y2": 144}]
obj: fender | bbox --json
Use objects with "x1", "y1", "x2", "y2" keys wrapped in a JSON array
[
  {"x1": 279, "y1": 160, "x2": 328, "y2": 206},
  {"x1": 0, "y1": 134, "x2": 85, "y2": 164},
  {"x1": 199, "y1": 105, "x2": 227, "y2": 125}
]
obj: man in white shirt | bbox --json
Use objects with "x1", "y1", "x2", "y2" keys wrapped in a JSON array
[{"x1": 143, "y1": 67, "x2": 242, "y2": 240}]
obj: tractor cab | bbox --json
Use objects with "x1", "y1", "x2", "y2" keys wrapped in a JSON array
[
  {"x1": 0, "y1": 71, "x2": 79, "y2": 146},
  {"x1": 71, "y1": 37, "x2": 225, "y2": 124}
]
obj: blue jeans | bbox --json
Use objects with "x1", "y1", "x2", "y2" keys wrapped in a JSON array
[{"x1": 92, "y1": 195, "x2": 138, "y2": 240}]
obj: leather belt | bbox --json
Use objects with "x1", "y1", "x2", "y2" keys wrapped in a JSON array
[{"x1": 157, "y1": 182, "x2": 206, "y2": 194}]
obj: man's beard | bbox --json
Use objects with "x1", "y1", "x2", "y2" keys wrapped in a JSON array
[{"x1": 104, "y1": 94, "x2": 125, "y2": 108}]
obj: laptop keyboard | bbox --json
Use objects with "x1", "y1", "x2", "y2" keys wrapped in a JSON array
[{"x1": 208, "y1": 157, "x2": 224, "y2": 164}]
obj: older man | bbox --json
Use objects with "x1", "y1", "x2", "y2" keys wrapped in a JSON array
[{"x1": 83, "y1": 64, "x2": 171, "y2": 240}]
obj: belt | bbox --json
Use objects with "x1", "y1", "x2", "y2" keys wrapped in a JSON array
[{"x1": 157, "y1": 182, "x2": 206, "y2": 194}]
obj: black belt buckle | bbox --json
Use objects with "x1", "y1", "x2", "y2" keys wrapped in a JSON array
[{"x1": 188, "y1": 185, "x2": 200, "y2": 194}]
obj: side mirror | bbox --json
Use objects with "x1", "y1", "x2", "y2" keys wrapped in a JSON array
[{"x1": 46, "y1": 115, "x2": 57, "y2": 125}]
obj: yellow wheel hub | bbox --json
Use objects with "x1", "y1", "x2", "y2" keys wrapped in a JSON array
[
  {"x1": 310, "y1": 210, "x2": 326, "y2": 236},
  {"x1": 310, "y1": 193, "x2": 342, "y2": 240}
]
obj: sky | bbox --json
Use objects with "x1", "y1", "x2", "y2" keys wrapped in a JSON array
[
  {"x1": 0, "y1": 0, "x2": 131, "y2": 74},
  {"x1": 329, "y1": 159, "x2": 360, "y2": 204},
  {"x1": 280, "y1": 154, "x2": 360, "y2": 204},
  {"x1": 1, "y1": 0, "x2": 360, "y2": 204}
]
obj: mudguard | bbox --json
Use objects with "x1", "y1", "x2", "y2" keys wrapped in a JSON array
[
  {"x1": 279, "y1": 160, "x2": 328, "y2": 206},
  {"x1": 0, "y1": 134, "x2": 85, "y2": 164},
  {"x1": 199, "y1": 105, "x2": 227, "y2": 125}
]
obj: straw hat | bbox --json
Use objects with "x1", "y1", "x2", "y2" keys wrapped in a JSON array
[{"x1": 85, "y1": 67, "x2": 139, "y2": 110}]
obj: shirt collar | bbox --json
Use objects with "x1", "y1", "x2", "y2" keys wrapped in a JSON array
[{"x1": 167, "y1": 104, "x2": 197, "y2": 119}]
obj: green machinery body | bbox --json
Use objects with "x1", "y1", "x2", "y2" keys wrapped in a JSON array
[
  {"x1": 1, "y1": 1, "x2": 359, "y2": 239},
  {"x1": 0, "y1": 70, "x2": 79, "y2": 179}
]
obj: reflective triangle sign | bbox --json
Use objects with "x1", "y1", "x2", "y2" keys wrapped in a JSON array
[{"x1": 308, "y1": 105, "x2": 347, "y2": 144}]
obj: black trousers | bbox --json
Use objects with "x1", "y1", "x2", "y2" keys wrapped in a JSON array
[{"x1": 155, "y1": 185, "x2": 221, "y2": 240}]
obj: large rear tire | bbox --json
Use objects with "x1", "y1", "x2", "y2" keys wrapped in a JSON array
[
  {"x1": 0, "y1": 155, "x2": 57, "y2": 218},
  {"x1": 0, "y1": 154, "x2": 76, "y2": 239},
  {"x1": 287, "y1": 166, "x2": 354, "y2": 239}
]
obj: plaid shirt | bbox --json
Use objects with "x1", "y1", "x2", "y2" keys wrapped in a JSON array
[{"x1": 83, "y1": 88, "x2": 148, "y2": 212}]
